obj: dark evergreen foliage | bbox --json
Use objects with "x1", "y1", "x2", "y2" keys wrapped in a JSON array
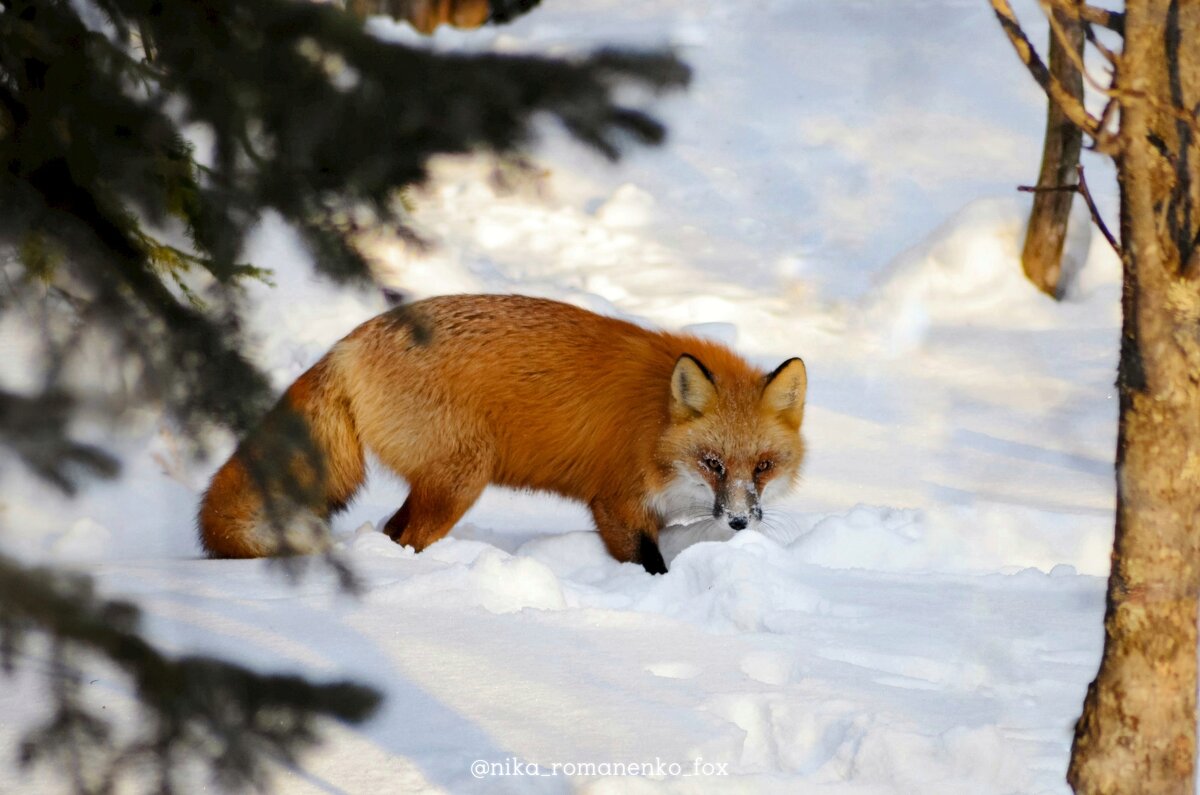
[
  {"x1": 0, "y1": 552, "x2": 382, "y2": 793},
  {"x1": 0, "y1": 0, "x2": 688, "y2": 789}
]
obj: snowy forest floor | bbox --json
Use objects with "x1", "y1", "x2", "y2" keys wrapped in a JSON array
[{"x1": 0, "y1": 1, "x2": 1127, "y2": 793}]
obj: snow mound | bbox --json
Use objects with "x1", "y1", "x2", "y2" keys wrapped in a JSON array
[
  {"x1": 791, "y1": 504, "x2": 1110, "y2": 575},
  {"x1": 793, "y1": 505, "x2": 929, "y2": 571},
  {"x1": 360, "y1": 539, "x2": 568, "y2": 614},
  {"x1": 637, "y1": 531, "x2": 827, "y2": 632},
  {"x1": 864, "y1": 197, "x2": 1093, "y2": 351},
  {"x1": 592, "y1": 183, "x2": 657, "y2": 228}
]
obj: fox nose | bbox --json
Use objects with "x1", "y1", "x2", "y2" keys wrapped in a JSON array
[{"x1": 728, "y1": 516, "x2": 748, "y2": 531}]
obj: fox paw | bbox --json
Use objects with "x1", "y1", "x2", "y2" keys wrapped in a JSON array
[{"x1": 638, "y1": 533, "x2": 668, "y2": 575}]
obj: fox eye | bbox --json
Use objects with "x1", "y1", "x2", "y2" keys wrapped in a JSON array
[
  {"x1": 756, "y1": 460, "x2": 773, "y2": 474},
  {"x1": 700, "y1": 454, "x2": 725, "y2": 477}
]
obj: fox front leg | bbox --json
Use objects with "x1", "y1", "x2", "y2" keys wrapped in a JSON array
[{"x1": 590, "y1": 498, "x2": 667, "y2": 575}]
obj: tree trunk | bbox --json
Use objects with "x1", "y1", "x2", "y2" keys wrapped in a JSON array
[
  {"x1": 1068, "y1": 2, "x2": 1200, "y2": 793},
  {"x1": 1021, "y1": 7, "x2": 1085, "y2": 298}
]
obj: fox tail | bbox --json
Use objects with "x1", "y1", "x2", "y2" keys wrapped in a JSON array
[{"x1": 197, "y1": 355, "x2": 366, "y2": 558}]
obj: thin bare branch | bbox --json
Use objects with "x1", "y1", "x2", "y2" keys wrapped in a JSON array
[
  {"x1": 1015, "y1": 165, "x2": 1121, "y2": 258},
  {"x1": 1018, "y1": 184, "x2": 1078, "y2": 193},
  {"x1": 1097, "y1": 96, "x2": 1120, "y2": 133},
  {"x1": 1051, "y1": 3, "x2": 1200, "y2": 145},
  {"x1": 1083, "y1": 15, "x2": 1120, "y2": 65},
  {"x1": 1043, "y1": 0, "x2": 1124, "y2": 34},
  {"x1": 1040, "y1": 1, "x2": 1123, "y2": 156},
  {"x1": 994, "y1": 0, "x2": 1200, "y2": 155},
  {"x1": 1077, "y1": 164, "x2": 1121, "y2": 256},
  {"x1": 1082, "y1": 98, "x2": 1123, "y2": 153},
  {"x1": 989, "y1": 0, "x2": 1102, "y2": 137},
  {"x1": 1038, "y1": 0, "x2": 1114, "y2": 96},
  {"x1": 1079, "y1": 4, "x2": 1124, "y2": 34}
]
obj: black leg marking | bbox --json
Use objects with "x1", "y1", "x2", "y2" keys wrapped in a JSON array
[{"x1": 638, "y1": 533, "x2": 668, "y2": 575}]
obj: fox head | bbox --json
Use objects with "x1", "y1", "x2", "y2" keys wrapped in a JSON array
[{"x1": 652, "y1": 353, "x2": 807, "y2": 532}]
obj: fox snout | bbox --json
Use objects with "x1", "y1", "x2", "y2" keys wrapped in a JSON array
[{"x1": 715, "y1": 483, "x2": 762, "y2": 531}]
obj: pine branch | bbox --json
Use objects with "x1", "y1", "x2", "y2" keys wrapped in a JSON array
[
  {"x1": 0, "y1": 553, "x2": 381, "y2": 793},
  {"x1": 0, "y1": 3, "x2": 688, "y2": 790},
  {"x1": 2, "y1": 0, "x2": 688, "y2": 447},
  {"x1": 0, "y1": 390, "x2": 119, "y2": 495}
]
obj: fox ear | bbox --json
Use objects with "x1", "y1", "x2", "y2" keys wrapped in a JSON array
[
  {"x1": 762, "y1": 357, "x2": 807, "y2": 428},
  {"x1": 671, "y1": 354, "x2": 717, "y2": 419}
]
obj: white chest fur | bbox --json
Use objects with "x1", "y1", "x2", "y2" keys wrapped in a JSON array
[{"x1": 646, "y1": 469, "x2": 715, "y2": 525}]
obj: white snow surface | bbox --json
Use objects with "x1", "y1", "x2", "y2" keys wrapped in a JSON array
[{"x1": 0, "y1": 1, "x2": 1124, "y2": 792}]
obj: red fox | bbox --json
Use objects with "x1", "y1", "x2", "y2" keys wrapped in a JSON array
[{"x1": 198, "y1": 294, "x2": 806, "y2": 573}]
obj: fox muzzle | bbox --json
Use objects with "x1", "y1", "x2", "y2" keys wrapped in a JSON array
[{"x1": 716, "y1": 482, "x2": 762, "y2": 531}]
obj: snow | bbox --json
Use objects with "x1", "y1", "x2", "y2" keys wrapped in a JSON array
[{"x1": 0, "y1": 0, "x2": 1123, "y2": 792}]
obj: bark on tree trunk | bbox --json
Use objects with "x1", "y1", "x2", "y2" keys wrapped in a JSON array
[
  {"x1": 1068, "y1": 2, "x2": 1200, "y2": 793},
  {"x1": 1021, "y1": 8, "x2": 1085, "y2": 298}
]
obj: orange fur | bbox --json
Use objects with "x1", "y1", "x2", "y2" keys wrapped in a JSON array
[
  {"x1": 197, "y1": 294, "x2": 807, "y2": 570},
  {"x1": 199, "y1": 358, "x2": 364, "y2": 558}
]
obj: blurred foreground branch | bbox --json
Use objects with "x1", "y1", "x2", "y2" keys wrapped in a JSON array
[
  {"x1": 0, "y1": 0, "x2": 688, "y2": 790},
  {"x1": 0, "y1": 553, "x2": 382, "y2": 793}
]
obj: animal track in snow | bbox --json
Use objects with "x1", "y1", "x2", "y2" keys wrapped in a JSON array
[
  {"x1": 739, "y1": 650, "x2": 793, "y2": 685},
  {"x1": 646, "y1": 661, "x2": 702, "y2": 679}
]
